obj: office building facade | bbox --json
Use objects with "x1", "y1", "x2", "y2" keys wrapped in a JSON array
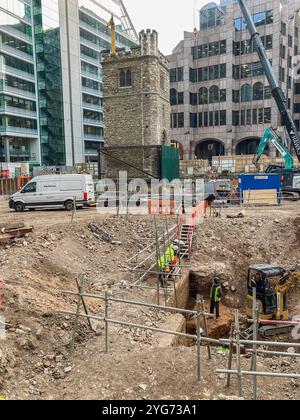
[
  {"x1": 168, "y1": 0, "x2": 300, "y2": 162},
  {"x1": 0, "y1": 0, "x2": 138, "y2": 166}
]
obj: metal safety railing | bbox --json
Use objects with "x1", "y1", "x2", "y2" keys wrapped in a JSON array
[{"x1": 61, "y1": 279, "x2": 214, "y2": 382}]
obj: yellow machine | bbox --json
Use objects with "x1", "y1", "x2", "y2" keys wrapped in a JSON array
[
  {"x1": 246, "y1": 264, "x2": 300, "y2": 321},
  {"x1": 107, "y1": 15, "x2": 116, "y2": 55}
]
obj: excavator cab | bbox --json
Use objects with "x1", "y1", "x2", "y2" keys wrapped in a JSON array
[{"x1": 246, "y1": 264, "x2": 289, "y2": 320}]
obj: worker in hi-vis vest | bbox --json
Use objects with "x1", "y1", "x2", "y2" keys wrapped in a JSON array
[
  {"x1": 210, "y1": 277, "x2": 223, "y2": 320},
  {"x1": 157, "y1": 244, "x2": 177, "y2": 287}
]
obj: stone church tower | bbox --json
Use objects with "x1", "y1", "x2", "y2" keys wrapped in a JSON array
[{"x1": 101, "y1": 29, "x2": 171, "y2": 178}]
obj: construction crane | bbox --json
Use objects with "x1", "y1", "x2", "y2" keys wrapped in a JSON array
[
  {"x1": 237, "y1": 0, "x2": 300, "y2": 198},
  {"x1": 237, "y1": 0, "x2": 300, "y2": 163},
  {"x1": 107, "y1": 15, "x2": 116, "y2": 55},
  {"x1": 253, "y1": 127, "x2": 294, "y2": 171}
]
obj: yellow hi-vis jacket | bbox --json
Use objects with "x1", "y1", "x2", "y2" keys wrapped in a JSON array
[
  {"x1": 165, "y1": 245, "x2": 175, "y2": 263},
  {"x1": 210, "y1": 285, "x2": 222, "y2": 303},
  {"x1": 158, "y1": 254, "x2": 170, "y2": 272}
]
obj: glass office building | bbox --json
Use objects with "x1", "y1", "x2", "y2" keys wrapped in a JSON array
[
  {"x1": 0, "y1": 0, "x2": 138, "y2": 165},
  {"x1": 0, "y1": 0, "x2": 39, "y2": 163}
]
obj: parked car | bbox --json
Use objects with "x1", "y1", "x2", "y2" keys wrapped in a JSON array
[{"x1": 9, "y1": 174, "x2": 95, "y2": 212}]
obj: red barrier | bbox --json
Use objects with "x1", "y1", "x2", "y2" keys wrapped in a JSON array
[{"x1": 190, "y1": 201, "x2": 208, "y2": 226}]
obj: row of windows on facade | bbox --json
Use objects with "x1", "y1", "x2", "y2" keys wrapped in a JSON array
[
  {"x1": 189, "y1": 64, "x2": 227, "y2": 83},
  {"x1": 234, "y1": 10, "x2": 273, "y2": 32},
  {"x1": 171, "y1": 83, "x2": 271, "y2": 106},
  {"x1": 199, "y1": 7, "x2": 278, "y2": 32},
  {"x1": 0, "y1": 94, "x2": 36, "y2": 112},
  {"x1": 0, "y1": 115, "x2": 37, "y2": 129},
  {"x1": 189, "y1": 62, "x2": 277, "y2": 83},
  {"x1": 191, "y1": 35, "x2": 273, "y2": 60},
  {"x1": 0, "y1": 31, "x2": 33, "y2": 56},
  {"x1": 173, "y1": 55, "x2": 293, "y2": 86},
  {"x1": 170, "y1": 107, "x2": 272, "y2": 128}
]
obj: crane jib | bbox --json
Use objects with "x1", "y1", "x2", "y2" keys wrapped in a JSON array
[{"x1": 238, "y1": 0, "x2": 300, "y2": 164}]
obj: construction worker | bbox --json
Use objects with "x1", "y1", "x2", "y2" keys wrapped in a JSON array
[
  {"x1": 210, "y1": 277, "x2": 223, "y2": 320},
  {"x1": 157, "y1": 253, "x2": 170, "y2": 287}
]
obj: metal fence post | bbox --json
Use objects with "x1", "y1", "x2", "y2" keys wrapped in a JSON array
[
  {"x1": 252, "y1": 288, "x2": 258, "y2": 401},
  {"x1": 200, "y1": 296, "x2": 211, "y2": 360},
  {"x1": 105, "y1": 289, "x2": 109, "y2": 353},
  {"x1": 196, "y1": 294, "x2": 201, "y2": 382},
  {"x1": 226, "y1": 322, "x2": 235, "y2": 388},
  {"x1": 69, "y1": 277, "x2": 83, "y2": 353},
  {"x1": 235, "y1": 309, "x2": 243, "y2": 398}
]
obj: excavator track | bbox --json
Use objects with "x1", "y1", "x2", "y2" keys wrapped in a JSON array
[{"x1": 259, "y1": 324, "x2": 294, "y2": 338}]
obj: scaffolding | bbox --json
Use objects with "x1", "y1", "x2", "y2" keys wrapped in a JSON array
[{"x1": 61, "y1": 282, "x2": 300, "y2": 398}]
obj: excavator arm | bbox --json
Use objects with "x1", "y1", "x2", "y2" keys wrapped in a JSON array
[
  {"x1": 237, "y1": 0, "x2": 300, "y2": 163},
  {"x1": 253, "y1": 128, "x2": 294, "y2": 170}
]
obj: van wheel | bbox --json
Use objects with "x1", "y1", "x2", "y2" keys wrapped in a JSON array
[
  {"x1": 64, "y1": 200, "x2": 75, "y2": 211},
  {"x1": 14, "y1": 202, "x2": 25, "y2": 213}
]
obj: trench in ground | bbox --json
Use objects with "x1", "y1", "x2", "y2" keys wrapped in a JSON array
[{"x1": 169, "y1": 271, "x2": 234, "y2": 347}]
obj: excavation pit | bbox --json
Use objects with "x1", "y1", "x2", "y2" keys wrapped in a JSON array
[{"x1": 166, "y1": 271, "x2": 235, "y2": 347}]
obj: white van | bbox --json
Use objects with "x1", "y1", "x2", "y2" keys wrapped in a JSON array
[{"x1": 9, "y1": 174, "x2": 95, "y2": 212}]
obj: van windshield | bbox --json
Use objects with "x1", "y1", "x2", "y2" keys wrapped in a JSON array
[{"x1": 22, "y1": 182, "x2": 37, "y2": 193}]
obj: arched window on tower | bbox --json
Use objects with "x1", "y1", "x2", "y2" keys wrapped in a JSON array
[
  {"x1": 126, "y1": 69, "x2": 132, "y2": 86},
  {"x1": 120, "y1": 69, "x2": 132, "y2": 87},
  {"x1": 120, "y1": 70, "x2": 126, "y2": 87}
]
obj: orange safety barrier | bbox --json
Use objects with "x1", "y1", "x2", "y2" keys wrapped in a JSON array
[
  {"x1": 190, "y1": 200, "x2": 209, "y2": 226},
  {"x1": 148, "y1": 200, "x2": 181, "y2": 216},
  {"x1": 17, "y1": 176, "x2": 30, "y2": 190},
  {"x1": 0, "y1": 170, "x2": 9, "y2": 179}
]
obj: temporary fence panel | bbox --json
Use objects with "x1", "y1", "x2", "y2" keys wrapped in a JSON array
[
  {"x1": 238, "y1": 174, "x2": 281, "y2": 205},
  {"x1": 0, "y1": 178, "x2": 18, "y2": 195},
  {"x1": 161, "y1": 146, "x2": 180, "y2": 181}
]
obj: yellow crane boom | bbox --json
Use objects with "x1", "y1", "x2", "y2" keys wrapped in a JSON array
[{"x1": 107, "y1": 15, "x2": 116, "y2": 55}]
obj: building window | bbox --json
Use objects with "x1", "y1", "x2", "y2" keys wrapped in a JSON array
[
  {"x1": 171, "y1": 112, "x2": 184, "y2": 128},
  {"x1": 295, "y1": 83, "x2": 300, "y2": 95},
  {"x1": 170, "y1": 67, "x2": 183, "y2": 83},
  {"x1": 178, "y1": 112, "x2": 184, "y2": 128},
  {"x1": 253, "y1": 82, "x2": 264, "y2": 101},
  {"x1": 199, "y1": 87, "x2": 208, "y2": 105},
  {"x1": 233, "y1": 108, "x2": 271, "y2": 126},
  {"x1": 190, "y1": 113, "x2": 198, "y2": 128},
  {"x1": 170, "y1": 88, "x2": 177, "y2": 106},
  {"x1": 171, "y1": 89, "x2": 184, "y2": 105},
  {"x1": 280, "y1": 44, "x2": 286, "y2": 59},
  {"x1": 279, "y1": 67, "x2": 285, "y2": 82},
  {"x1": 241, "y1": 84, "x2": 252, "y2": 102},
  {"x1": 209, "y1": 85, "x2": 220, "y2": 103},
  {"x1": 233, "y1": 90, "x2": 240, "y2": 103},
  {"x1": 192, "y1": 40, "x2": 226, "y2": 60},
  {"x1": 120, "y1": 69, "x2": 132, "y2": 87},
  {"x1": 234, "y1": 10, "x2": 273, "y2": 31},
  {"x1": 233, "y1": 61, "x2": 266, "y2": 80},
  {"x1": 190, "y1": 92, "x2": 198, "y2": 106},
  {"x1": 177, "y1": 92, "x2": 184, "y2": 105}
]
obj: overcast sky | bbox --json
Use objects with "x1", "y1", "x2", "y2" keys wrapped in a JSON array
[{"x1": 125, "y1": 0, "x2": 208, "y2": 55}]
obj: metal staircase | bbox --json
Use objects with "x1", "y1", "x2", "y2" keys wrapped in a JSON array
[{"x1": 179, "y1": 224, "x2": 195, "y2": 259}]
